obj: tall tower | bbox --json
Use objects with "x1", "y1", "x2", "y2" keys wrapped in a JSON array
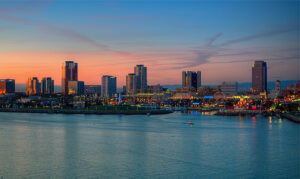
[
  {"x1": 126, "y1": 73, "x2": 137, "y2": 95},
  {"x1": 62, "y1": 61, "x2": 78, "y2": 95},
  {"x1": 41, "y1": 77, "x2": 54, "y2": 94},
  {"x1": 0, "y1": 79, "x2": 15, "y2": 95},
  {"x1": 26, "y1": 77, "x2": 40, "y2": 96},
  {"x1": 182, "y1": 71, "x2": 201, "y2": 90},
  {"x1": 252, "y1": 61, "x2": 267, "y2": 93},
  {"x1": 134, "y1": 64, "x2": 147, "y2": 93},
  {"x1": 101, "y1": 75, "x2": 117, "y2": 97},
  {"x1": 275, "y1": 80, "x2": 281, "y2": 92}
]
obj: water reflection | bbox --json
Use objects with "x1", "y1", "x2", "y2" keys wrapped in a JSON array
[
  {"x1": 63, "y1": 118, "x2": 79, "y2": 178},
  {"x1": 0, "y1": 113, "x2": 299, "y2": 178}
]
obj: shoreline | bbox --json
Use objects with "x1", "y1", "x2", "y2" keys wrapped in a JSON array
[{"x1": 0, "y1": 108, "x2": 173, "y2": 115}]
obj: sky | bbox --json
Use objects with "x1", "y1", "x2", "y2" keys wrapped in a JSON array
[{"x1": 0, "y1": 0, "x2": 299, "y2": 87}]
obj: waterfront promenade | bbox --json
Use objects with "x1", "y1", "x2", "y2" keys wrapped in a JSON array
[
  {"x1": 215, "y1": 109, "x2": 265, "y2": 116},
  {"x1": 0, "y1": 108, "x2": 172, "y2": 115}
]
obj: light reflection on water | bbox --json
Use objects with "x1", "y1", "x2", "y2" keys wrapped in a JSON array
[{"x1": 0, "y1": 112, "x2": 299, "y2": 178}]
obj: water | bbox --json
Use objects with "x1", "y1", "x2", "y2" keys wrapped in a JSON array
[{"x1": 0, "y1": 112, "x2": 299, "y2": 178}]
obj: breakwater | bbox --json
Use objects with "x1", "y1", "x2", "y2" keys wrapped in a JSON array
[
  {"x1": 215, "y1": 109, "x2": 266, "y2": 116},
  {"x1": 0, "y1": 108, "x2": 173, "y2": 115},
  {"x1": 280, "y1": 113, "x2": 300, "y2": 123}
]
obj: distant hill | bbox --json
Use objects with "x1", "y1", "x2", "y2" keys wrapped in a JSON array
[
  {"x1": 15, "y1": 80, "x2": 298, "y2": 93},
  {"x1": 15, "y1": 84, "x2": 61, "y2": 93},
  {"x1": 237, "y1": 80, "x2": 298, "y2": 91},
  {"x1": 162, "y1": 80, "x2": 298, "y2": 91}
]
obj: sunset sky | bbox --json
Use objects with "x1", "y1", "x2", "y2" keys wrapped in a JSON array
[{"x1": 0, "y1": 0, "x2": 299, "y2": 87}]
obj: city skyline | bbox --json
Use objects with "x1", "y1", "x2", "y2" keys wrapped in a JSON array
[{"x1": 0, "y1": 0, "x2": 299, "y2": 86}]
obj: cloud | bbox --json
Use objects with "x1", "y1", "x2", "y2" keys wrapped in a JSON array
[
  {"x1": 206, "y1": 33, "x2": 222, "y2": 47},
  {"x1": 0, "y1": 0, "x2": 53, "y2": 16},
  {"x1": 38, "y1": 24, "x2": 110, "y2": 51},
  {"x1": 99, "y1": 1, "x2": 121, "y2": 6},
  {"x1": 172, "y1": 26, "x2": 299, "y2": 70},
  {"x1": 220, "y1": 26, "x2": 298, "y2": 46}
]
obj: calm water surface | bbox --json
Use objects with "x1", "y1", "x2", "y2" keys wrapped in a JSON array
[{"x1": 0, "y1": 112, "x2": 299, "y2": 178}]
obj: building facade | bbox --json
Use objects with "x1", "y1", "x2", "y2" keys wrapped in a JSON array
[
  {"x1": 182, "y1": 71, "x2": 201, "y2": 90},
  {"x1": 41, "y1": 77, "x2": 54, "y2": 94},
  {"x1": 101, "y1": 75, "x2": 117, "y2": 97},
  {"x1": 252, "y1": 61, "x2": 267, "y2": 93},
  {"x1": 68, "y1": 81, "x2": 84, "y2": 95},
  {"x1": 126, "y1": 73, "x2": 137, "y2": 95},
  {"x1": 275, "y1": 80, "x2": 281, "y2": 92},
  {"x1": 0, "y1": 79, "x2": 15, "y2": 95},
  {"x1": 134, "y1": 65, "x2": 147, "y2": 93},
  {"x1": 62, "y1": 61, "x2": 78, "y2": 95},
  {"x1": 84, "y1": 85, "x2": 101, "y2": 95},
  {"x1": 26, "y1": 77, "x2": 40, "y2": 96},
  {"x1": 219, "y1": 81, "x2": 238, "y2": 95},
  {"x1": 147, "y1": 84, "x2": 164, "y2": 93}
]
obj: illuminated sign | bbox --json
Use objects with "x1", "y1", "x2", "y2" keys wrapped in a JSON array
[{"x1": 204, "y1": 96, "x2": 213, "y2": 99}]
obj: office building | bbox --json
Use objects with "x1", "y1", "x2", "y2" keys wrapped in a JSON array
[
  {"x1": 182, "y1": 71, "x2": 201, "y2": 90},
  {"x1": 68, "y1": 81, "x2": 84, "y2": 95},
  {"x1": 101, "y1": 75, "x2": 117, "y2": 97},
  {"x1": 0, "y1": 79, "x2": 15, "y2": 95},
  {"x1": 134, "y1": 64, "x2": 147, "y2": 93},
  {"x1": 85, "y1": 85, "x2": 101, "y2": 95},
  {"x1": 126, "y1": 73, "x2": 137, "y2": 95},
  {"x1": 148, "y1": 84, "x2": 164, "y2": 93},
  {"x1": 275, "y1": 80, "x2": 281, "y2": 92},
  {"x1": 26, "y1": 77, "x2": 40, "y2": 96},
  {"x1": 219, "y1": 81, "x2": 238, "y2": 95},
  {"x1": 62, "y1": 61, "x2": 78, "y2": 94},
  {"x1": 41, "y1": 77, "x2": 54, "y2": 94},
  {"x1": 252, "y1": 61, "x2": 267, "y2": 93}
]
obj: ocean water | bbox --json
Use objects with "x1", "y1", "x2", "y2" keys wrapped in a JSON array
[{"x1": 0, "y1": 112, "x2": 299, "y2": 178}]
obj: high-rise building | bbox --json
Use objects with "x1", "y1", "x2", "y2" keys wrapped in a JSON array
[
  {"x1": 41, "y1": 77, "x2": 54, "y2": 94},
  {"x1": 26, "y1": 77, "x2": 40, "y2": 96},
  {"x1": 275, "y1": 80, "x2": 281, "y2": 92},
  {"x1": 84, "y1": 85, "x2": 101, "y2": 95},
  {"x1": 0, "y1": 79, "x2": 15, "y2": 95},
  {"x1": 101, "y1": 75, "x2": 117, "y2": 97},
  {"x1": 62, "y1": 61, "x2": 78, "y2": 95},
  {"x1": 182, "y1": 71, "x2": 201, "y2": 90},
  {"x1": 134, "y1": 64, "x2": 147, "y2": 93},
  {"x1": 68, "y1": 81, "x2": 84, "y2": 95},
  {"x1": 252, "y1": 61, "x2": 267, "y2": 93},
  {"x1": 219, "y1": 81, "x2": 238, "y2": 95},
  {"x1": 126, "y1": 73, "x2": 137, "y2": 95},
  {"x1": 147, "y1": 84, "x2": 164, "y2": 93}
]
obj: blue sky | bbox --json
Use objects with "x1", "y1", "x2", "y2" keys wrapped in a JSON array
[{"x1": 0, "y1": 0, "x2": 299, "y2": 85}]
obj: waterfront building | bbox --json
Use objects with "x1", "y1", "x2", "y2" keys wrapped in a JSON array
[
  {"x1": 275, "y1": 80, "x2": 281, "y2": 92},
  {"x1": 134, "y1": 64, "x2": 147, "y2": 93},
  {"x1": 101, "y1": 75, "x2": 117, "y2": 97},
  {"x1": 122, "y1": 86, "x2": 127, "y2": 95},
  {"x1": 182, "y1": 71, "x2": 201, "y2": 90},
  {"x1": 219, "y1": 81, "x2": 238, "y2": 95},
  {"x1": 126, "y1": 73, "x2": 137, "y2": 95},
  {"x1": 41, "y1": 77, "x2": 54, "y2": 95},
  {"x1": 84, "y1": 85, "x2": 101, "y2": 95},
  {"x1": 0, "y1": 79, "x2": 15, "y2": 95},
  {"x1": 148, "y1": 84, "x2": 165, "y2": 93},
  {"x1": 252, "y1": 61, "x2": 267, "y2": 93},
  {"x1": 62, "y1": 61, "x2": 78, "y2": 95},
  {"x1": 26, "y1": 77, "x2": 40, "y2": 96},
  {"x1": 68, "y1": 81, "x2": 85, "y2": 95}
]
